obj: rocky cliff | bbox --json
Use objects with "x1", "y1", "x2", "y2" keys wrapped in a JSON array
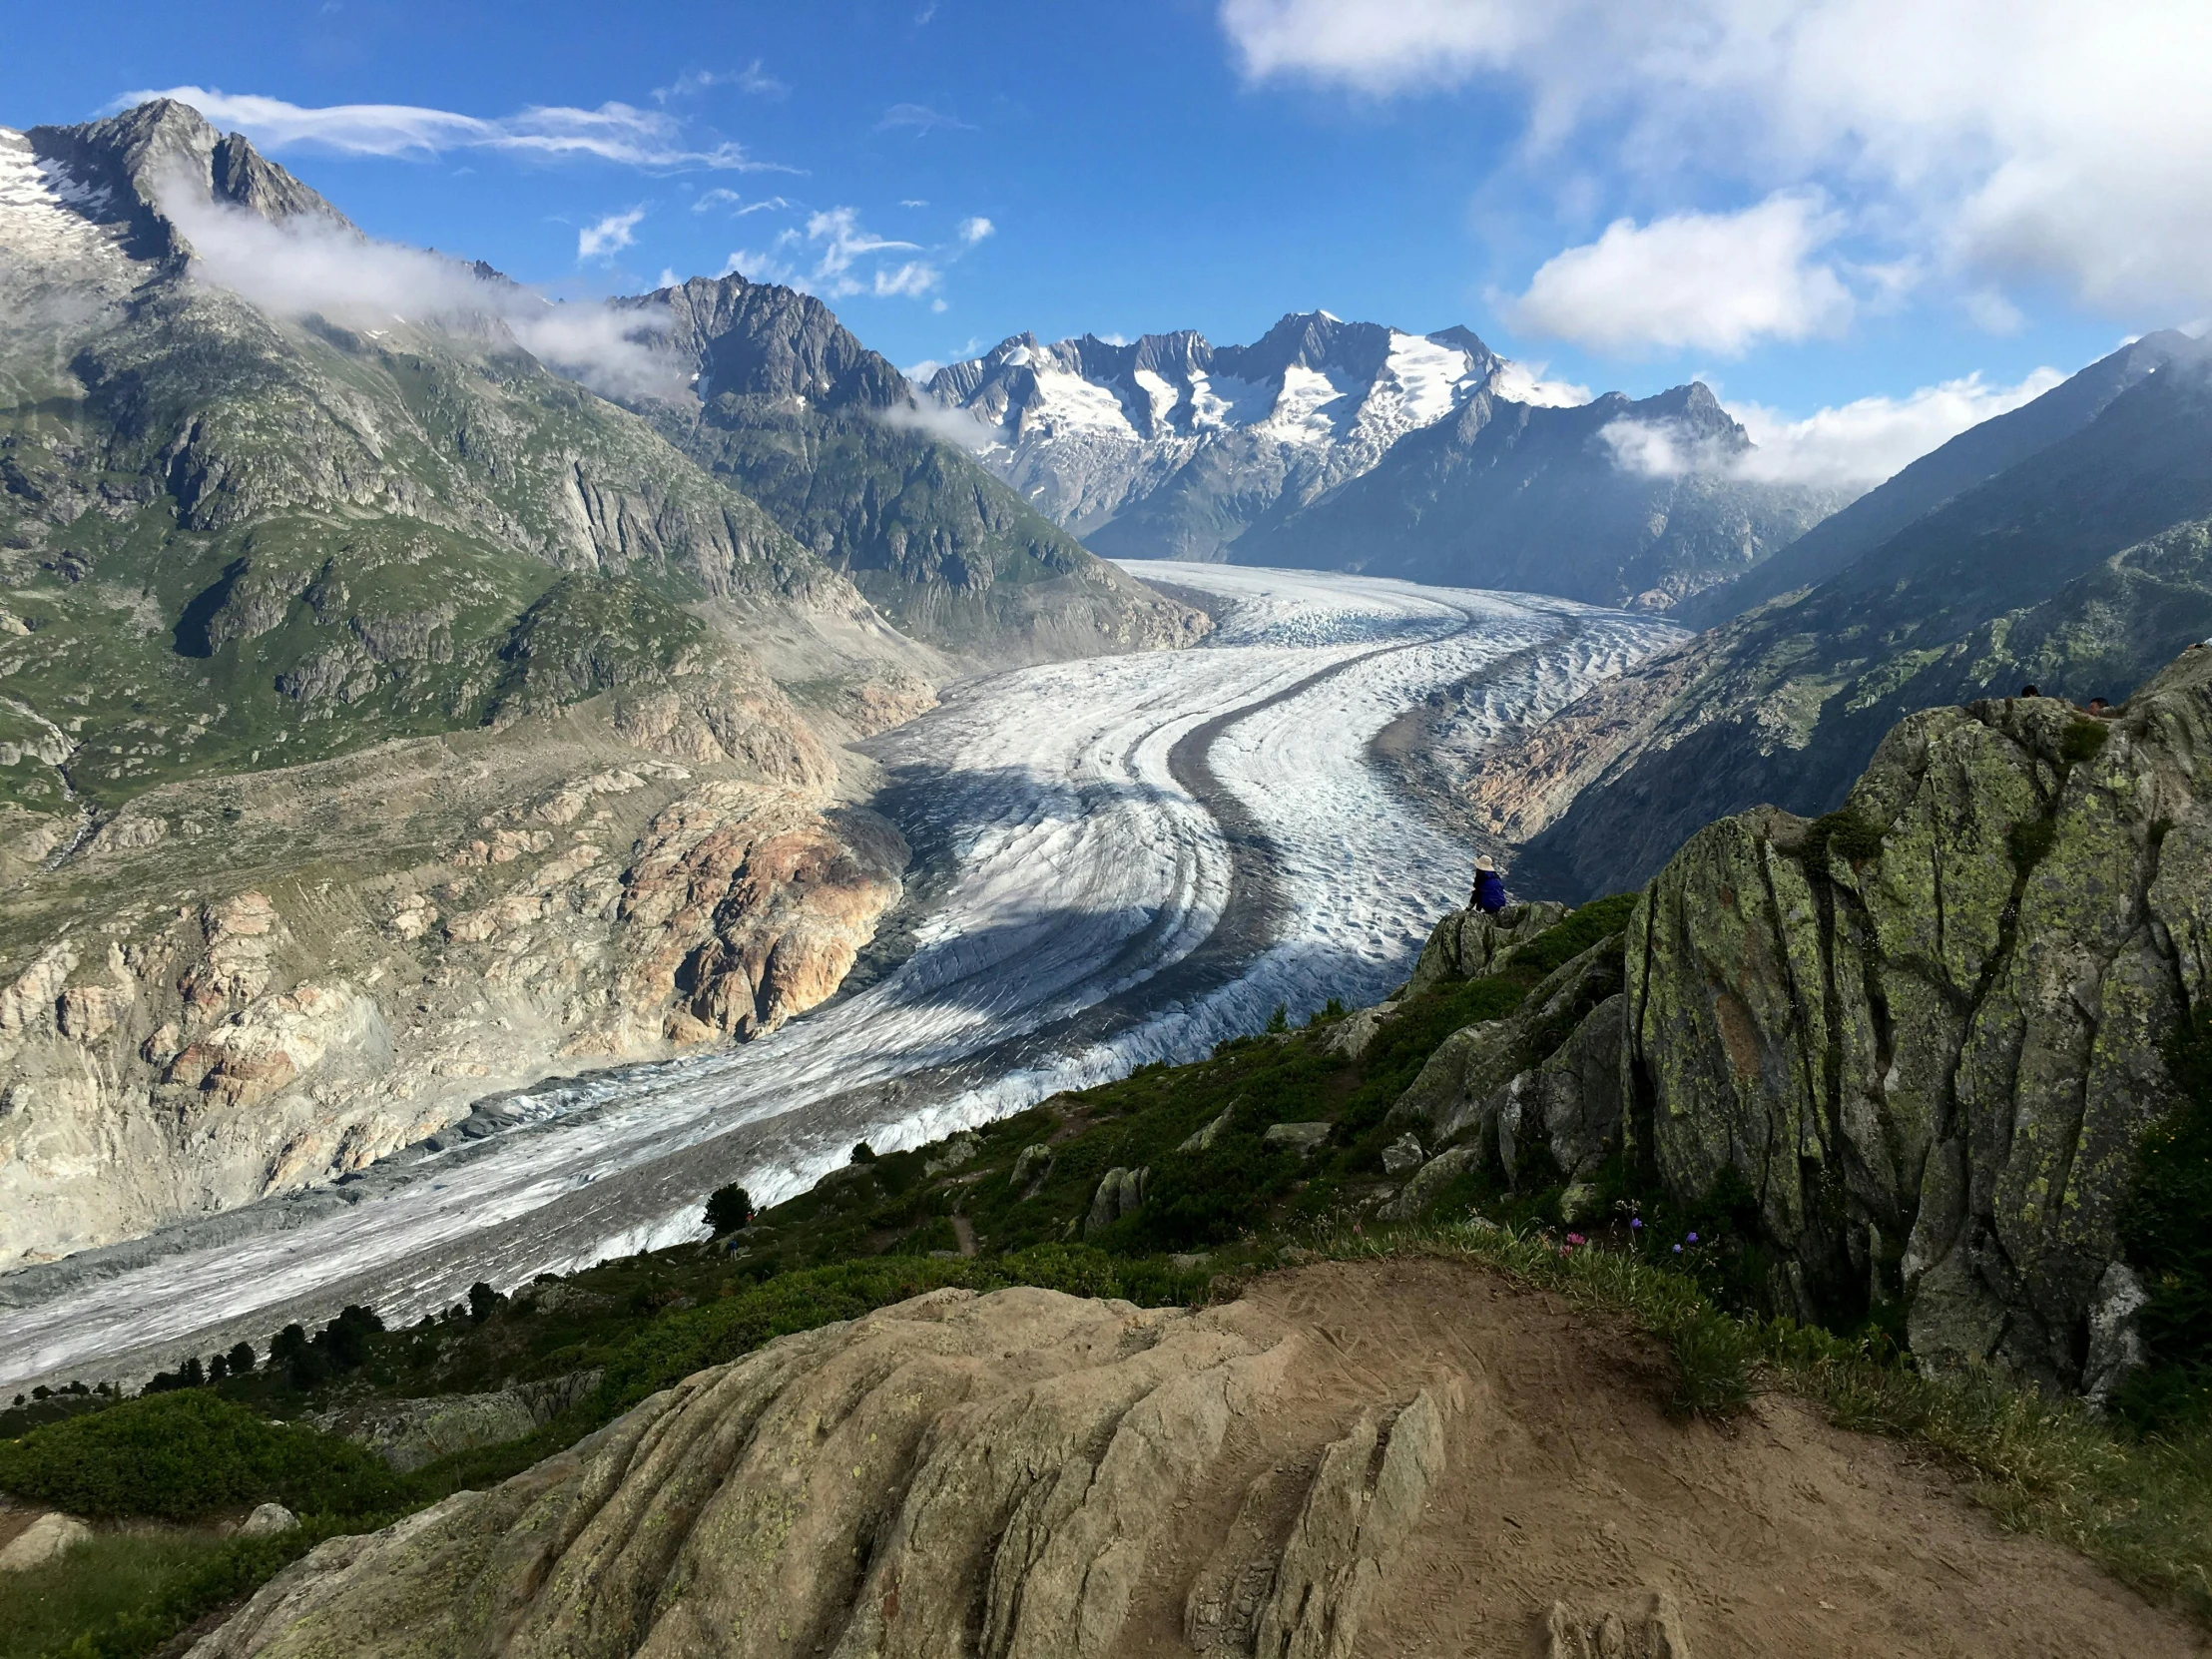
[
  {"x1": 1396, "y1": 645, "x2": 2212, "y2": 1397},
  {"x1": 0, "y1": 673, "x2": 910, "y2": 1266}
]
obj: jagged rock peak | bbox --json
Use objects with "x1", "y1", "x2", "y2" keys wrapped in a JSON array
[
  {"x1": 26, "y1": 97, "x2": 351, "y2": 261},
  {"x1": 619, "y1": 272, "x2": 913, "y2": 409}
]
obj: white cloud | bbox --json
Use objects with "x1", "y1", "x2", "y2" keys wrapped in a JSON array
[
  {"x1": 876, "y1": 103, "x2": 974, "y2": 136},
  {"x1": 1219, "y1": 0, "x2": 2212, "y2": 323},
  {"x1": 577, "y1": 206, "x2": 644, "y2": 260},
  {"x1": 1597, "y1": 366, "x2": 2065, "y2": 488},
  {"x1": 728, "y1": 207, "x2": 942, "y2": 300},
  {"x1": 692, "y1": 188, "x2": 790, "y2": 216},
  {"x1": 1489, "y1": 359, "x2": 1589, "y2": 407},
  {"x1": 899, "y1": 199, "x2": 929, "y2": 209},
  {"x1": 957, "y1": 216, "x2": 994, "y2": 246},
  {"x1": 1728, "y1": 367, "x2": 2066, "y2": 486},
  {"x1": 125, "y1": 86, "x2": 787, "y2": 171},
  {"x1": 156, "y1": 175, "x2": 685, "y2": 402},
  {"x1": 1506, "y1": 193, "x2": 1854, "y2": 356}
]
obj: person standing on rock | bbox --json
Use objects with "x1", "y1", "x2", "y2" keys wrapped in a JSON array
[{"x1": 1469, "y1": 854, "x2": 1507, "y2": 915}]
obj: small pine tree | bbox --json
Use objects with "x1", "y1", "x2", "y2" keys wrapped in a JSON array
[
  {"x1": 1266, "y1": 1003, "x2": 1290, "y2": 1034},
  {"x1": 227, "y1": 1340, "x2": 256, "y2": 1376},
  {"x1": 468, "y1": 1282, "x2": 504, "y2": 1325},
  {"x1": 177, "y1": 1357, "x2": 205, "y2": 1388},
  {"x1": 207, "y1": 1353, "x2": 229, "y2": 1383},
  {"x1": 851, "y1": 1142, "x2": 877, "y2": 1165},
  {"x1": 704, "y1": 1183, "x2": 755, "y2": 1235}
]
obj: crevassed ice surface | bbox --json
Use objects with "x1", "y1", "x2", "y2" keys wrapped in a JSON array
[{"x1": 0, "y1": 565, "x2": 1682, "y2": 1385}]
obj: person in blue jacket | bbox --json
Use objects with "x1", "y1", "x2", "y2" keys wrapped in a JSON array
[{"x1": 1469, "y1": 854, "x2": 1507, "y2": 915}]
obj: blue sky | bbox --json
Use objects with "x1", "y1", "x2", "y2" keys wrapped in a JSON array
[{"x1": 8, "y1": 0, "x2": 2204, "y2": 485}]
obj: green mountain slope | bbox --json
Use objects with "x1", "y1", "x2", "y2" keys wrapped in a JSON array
[
  {"x1": 1502, "y1": 353, "x2": 2212, "y2": 898},
  {"x1": 1, "y1": 102, "x2": 848, "y2": 828},
  {"x1": 616, "y1": 276, "x2": 1207, "y2": 660}
]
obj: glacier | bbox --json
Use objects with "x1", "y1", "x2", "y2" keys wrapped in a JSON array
[{"x1": 0, "y1": 565, "x2": 1682, "y2": 1387}]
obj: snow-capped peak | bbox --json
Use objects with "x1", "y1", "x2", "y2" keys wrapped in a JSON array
[{"x1": 923, "y1": 311, "x2": 1573, "y2": 557}]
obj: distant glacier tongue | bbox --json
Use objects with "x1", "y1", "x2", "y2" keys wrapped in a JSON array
[{"x1": 0, "y1": 566, "x2": 1681, "y2": 1388}]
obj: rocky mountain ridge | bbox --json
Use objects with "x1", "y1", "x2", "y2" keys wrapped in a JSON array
[
  {"x1": 925, "y1": 310, "x2": 1531, "y2": 563},
  {"x1": 929, "y1": 312, "x2": 1849, "y2": 608},
  {"x1": 1489, "y1": 345, "x2": 2212, "y2": 898},
  {"x1": 617, "y1": 275, "x2": 1208, "y2": 661}
]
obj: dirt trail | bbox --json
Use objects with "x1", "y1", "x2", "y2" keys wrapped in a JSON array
[{"x1": 1123, "y1": 1258, "x2": 2203, "y2": 1658}]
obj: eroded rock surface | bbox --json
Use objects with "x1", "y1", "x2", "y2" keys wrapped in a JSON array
[
  {"x1": 186, "y1": 1284, "x2": 1454, "y2": 1659},
  {"x1": 0, "y1": 719, "x2": 906, "y2": 1267}
]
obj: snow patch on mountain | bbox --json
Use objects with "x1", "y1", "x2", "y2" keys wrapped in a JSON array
[{"x1": 926, "y1": 311, "x2": 1541, "y2": 560}]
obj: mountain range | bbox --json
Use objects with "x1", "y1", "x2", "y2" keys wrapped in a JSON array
[
  {"x1": 1478, "y1": 330, "x2": 2212, "y2": 896},
  {"x1": 927, "y1": 314, "x2": 1848, "y2": 610}
]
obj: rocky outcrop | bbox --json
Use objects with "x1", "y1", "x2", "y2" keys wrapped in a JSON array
[
  {"x1": 1391, "y1": 936, "x2": 1626, "y2": 1176},
  {"x1": 185, "y1": 1284, "x2": 1455, "y2": 1659},
  {"x1": 1605, "y1": 648, "x2": 2212, "y2": 1389},
  {"x1": 1403, "y1": 901, "x2": 1568, "y2": 996},
  {"x1": 313, "y1": 1371, "x2": 601, "y2": 1473}
]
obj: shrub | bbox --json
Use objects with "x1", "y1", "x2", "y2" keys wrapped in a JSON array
[
  {"x1": 1806, "y1": 809, "x2": 1886, "y2": 865},
  {"x1": 2060, "y1": 719, "x2": 2110, "y2": 766},
  {"x1": 704, "y1": 1183, "x2": 755, "y2": 1235},
  {"x1": 2008, "y1": 816, "x2": 2058, "y2": 870},
  {"x1": 1511, "y1": 892, "x2": 1639, "y2": 978},
  {"x1": 0, "y1": 1390, "x2": 402, "y2": 1521}
]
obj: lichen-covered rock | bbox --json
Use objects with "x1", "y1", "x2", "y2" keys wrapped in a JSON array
[
  {"x1": 1391, "y1": 938, "x2": 1625, "y2": 1172},
  {"x1": 184, "y1": 1285, "x2": 1450, "y2": 1659},
  {"x1": 0, "y1": 1511, "x2": 91, "y2": 1571},
  {"x1": 1617, "y1": 649, "x2": 2212, "y2": 1389},
  {"x1": 1404, "y1": 900, "x2": 1569, "y2": 997}
]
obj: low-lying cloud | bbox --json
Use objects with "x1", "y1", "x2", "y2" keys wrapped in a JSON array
[
  {"x1": 1597, "y1": 367, "x2": 2065, "y2": 489},
  {"x1": 160, "y1": 181, "x2": 686, "y2": 403}
]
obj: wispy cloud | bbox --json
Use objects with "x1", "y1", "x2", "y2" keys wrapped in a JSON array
[
  {"x1": 730, "y1": 206, "x2": 945, "y2": 300},
  {"x1": 956, "y1": 216, "x2": 994, "y2": 246},
  {"x1": 124, "y1": 86, "x2": 790, "y2": 172},
  {"x1": 692, "y1": 188, "x2": 791, "y2": 216},
  {"x1": 655, "y1": 62, "x2": 789, "y2": 102},
  {"x1": 577, "y1": 206, "x2": 645, "y2": 260},
  {"x1": 876, "y1": 103, "x2": 974, "y2": 137}
]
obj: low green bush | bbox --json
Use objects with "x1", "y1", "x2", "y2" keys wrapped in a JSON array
[{"x1": 0, "y1": 1390, "x2": 402, "y2": 1521}]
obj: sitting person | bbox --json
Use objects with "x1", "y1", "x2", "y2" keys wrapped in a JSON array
[{"x1": 1469, "y1": 854, "x2": 1507, "y2": 915}]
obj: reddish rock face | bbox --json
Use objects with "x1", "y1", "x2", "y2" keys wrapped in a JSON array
[{"x1": 608, "y1": 782, "x2": 906, "y2": 1046}]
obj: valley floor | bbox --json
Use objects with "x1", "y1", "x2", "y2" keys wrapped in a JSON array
[{"x1": 0, "y1": 566, "x2": 1674, "y2": 1392}]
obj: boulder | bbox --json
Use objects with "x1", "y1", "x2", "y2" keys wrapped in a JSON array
[
  {"x1": 1261, "y1": 1121, "x2": 1333, "y2": 1156},
  {"x1": 1405, "y1": 900, "x2": 1569, "y2": 997},
  {"x1": 238, "y1": 1502, "x2": 298, "y2": 1538},
  {"x1": 0, "y1": 1511, "x2": 91, "y2": 1571},
  {"x1": 1084, "y1": 1166, "x2": 1148, "y2": 1237}
]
